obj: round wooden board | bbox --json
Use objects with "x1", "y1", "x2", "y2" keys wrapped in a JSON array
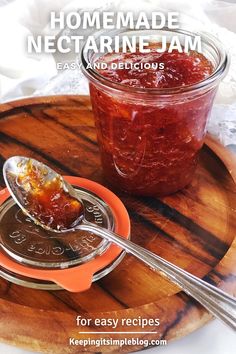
[{"x1": 0, "y1": 95, "x2": 236, "y2": 353}]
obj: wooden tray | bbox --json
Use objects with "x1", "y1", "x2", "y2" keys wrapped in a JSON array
[{"x1": 0, "y1": 96, "x2": 236, "y2": 353}]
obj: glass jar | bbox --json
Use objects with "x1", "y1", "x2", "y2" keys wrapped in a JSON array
[{"x1": 81, "y1": 27, "x2": 229, "y2": 196}]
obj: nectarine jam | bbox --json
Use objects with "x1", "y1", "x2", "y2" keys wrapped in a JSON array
[
  {"x1": 17, "y1": 161, "x2": 83, "y2": 230},
  {"x1": 97, "y1": 48, "x2": 213, "y2": 89},
  {"x1": 82, "y1": 33, "x2": 228, "y2": 196}
]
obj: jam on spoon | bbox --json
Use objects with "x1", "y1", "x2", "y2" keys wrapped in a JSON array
[{"x1": 15, "y1": 159, "x2": 83, "y2": 231}]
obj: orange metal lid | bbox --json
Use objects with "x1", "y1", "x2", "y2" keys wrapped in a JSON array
[{"x1": 0, "y1": 176, "x2": 130, "y2": 292}]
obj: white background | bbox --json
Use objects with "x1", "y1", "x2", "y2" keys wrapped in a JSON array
[{"x1": 0, "y1": 0, "x2": 235, "y2": 353}]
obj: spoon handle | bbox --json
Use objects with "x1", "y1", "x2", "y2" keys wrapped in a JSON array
[{"x1": 79, "y1": 223, "x2": 236, "y2": 330}]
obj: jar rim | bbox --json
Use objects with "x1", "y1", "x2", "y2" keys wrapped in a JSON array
[{"x1": 81, "y1": 26, "x2": 229, "y2": 96}]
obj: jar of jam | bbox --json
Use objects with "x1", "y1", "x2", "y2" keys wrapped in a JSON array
[{"x1": 81, "y1": 28, "x2": 229, "y2": 196}]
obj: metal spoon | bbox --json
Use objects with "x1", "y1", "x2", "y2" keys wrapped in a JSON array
[{"x1": 3, "y1": 156, "x2": 236, "y2": 330}]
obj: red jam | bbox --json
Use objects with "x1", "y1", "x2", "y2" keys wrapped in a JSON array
[
  {"x1": 18, "y1": 161, "x2": 83, "y2": 230},
  {"x1": 98, "y1": 48, "x2": 213, "y2": 88},
  {"x1": 90, "y1": 46, "x2": 215, "y2": 196}
]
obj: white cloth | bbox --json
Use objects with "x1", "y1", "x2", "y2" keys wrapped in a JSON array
[{"x1": 0, "y1": 0, "x2": 110, "y2": 100}]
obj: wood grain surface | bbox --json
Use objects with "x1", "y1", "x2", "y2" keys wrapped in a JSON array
[{"x1": 0, "y1": 95, "x2": 236, "y2": 353}]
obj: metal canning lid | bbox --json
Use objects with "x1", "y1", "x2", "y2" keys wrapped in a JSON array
[
  {"x1": 0, "y1": 186, "x2": 114, "y2": 269},
  {"x1": 0, "y1": 176, "x2": 130, "y2": 292}
]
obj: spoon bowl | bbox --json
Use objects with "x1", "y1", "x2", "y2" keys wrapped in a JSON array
[{"x1": 3, "y1": 156, "x2": 84, "y2": 233}]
